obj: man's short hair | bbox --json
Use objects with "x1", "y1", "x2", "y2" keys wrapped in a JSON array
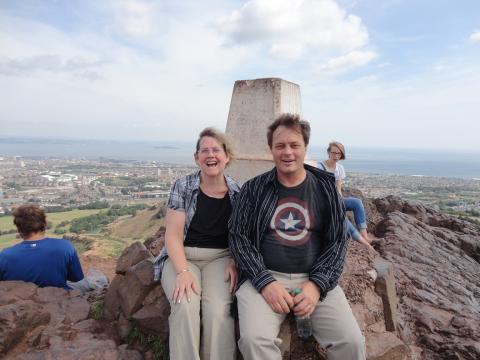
[
  {"x1": 267, "y1": 113, "x2": 311, "y2": 148},
  {"x1": 13, "y1": 205, "x2": 47, "y2": 238}
]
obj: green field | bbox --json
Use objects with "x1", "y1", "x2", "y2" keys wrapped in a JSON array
[
  {"x1": 0, "y1": 207, "x2": 165, "y2": 257},
  {"x1": 0, "y1": 233, "x2": 17, "y2": 249},
  {"x1": 0, "y1": 209, "x2": 104, "y2": 232},
  {"x1": 0, "y1": 231, "x2": 61, "y2": 250}
]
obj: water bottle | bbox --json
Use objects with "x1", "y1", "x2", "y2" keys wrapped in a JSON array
[{"x1": 291, "y1": 288, "x2": 313, "y2": 339}]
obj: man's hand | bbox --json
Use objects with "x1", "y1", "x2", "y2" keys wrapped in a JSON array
[
  {"x1": 224, "y1": 259, "x2": 238, "y2": 294},
  {"x1": 261, "y1": 281, "x2": 294, "y2": 314},
  {"x1": 292, "y1": 281, "x2": 321, "y2": 318}
]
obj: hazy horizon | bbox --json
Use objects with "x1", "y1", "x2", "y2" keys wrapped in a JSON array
[{"x1": 1, "y1": 135, "x2": 480, "y2": 154}]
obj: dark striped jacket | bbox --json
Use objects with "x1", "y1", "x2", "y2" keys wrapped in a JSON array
[{"x1": 228, "y1": 164, "x2": 347, "y2": 300}]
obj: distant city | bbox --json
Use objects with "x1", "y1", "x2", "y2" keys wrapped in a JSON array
[
  {"x1": 0, "y1": 156, "x2": 194, "y2": 215},
  {"x1": 1, "y1": 155, "x2": 478, "y2": 224},
  {"x1": 1, "y1": 137, "x2": 480, "y2": 179}
]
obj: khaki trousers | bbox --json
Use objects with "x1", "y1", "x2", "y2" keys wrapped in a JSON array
[
  {"x1": 161, "y1": 247, "x2": 236, "y2": 360},
  {"x1": 236, "y1": 271, "x2": 366, "y2": 360}
]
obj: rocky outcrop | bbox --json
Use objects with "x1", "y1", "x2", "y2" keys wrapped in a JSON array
[
  {"x1": 3, "y1": 194, "x2": 478, "y2": 359},
  {"x1": 370, "y1": 196, "x2": 480, "y2": 360},
  {"x1": 0, "y1": 281, "x2": 142, "y2": 359},
  {"x1": 104, "y1": 242, "x2": 170, "y2": 345}
]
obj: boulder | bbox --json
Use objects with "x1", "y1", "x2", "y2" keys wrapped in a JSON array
[
  {"x1": 115, "y1": 241, "x2": 151, "y2": 275},
  {"x1": 131, "y1": 284, "x2": 170, "y2": 340},
  {"x1": 374, "y1": 259, "x2": 398, "y2": 331},
  {"x1": 144, "y1": 227, "x2": 165, "y2": 257},
  {"x1": 103, "y1": 274, "x2": 124, "y2": 321},
  {"x1": 0, "y1": 300, "x2": 50, "y2": 355},
  {"x1": 0, "y1": 281, "x2": 141, "y2": 359},
  {"x1": 118, "y1": 259, "x2": 156, "y2": 317}
]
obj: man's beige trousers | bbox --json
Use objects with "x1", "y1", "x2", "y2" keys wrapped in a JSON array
[
  {"x1": 236, "y1": 271, "x2": 366, "y2": 360},
  {"x1": 161, "y1": 247, "x2": 236, "y2": 360}
]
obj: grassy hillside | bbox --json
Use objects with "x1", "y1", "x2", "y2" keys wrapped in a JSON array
[
  {"x1": 0, "y1": 206, "x2": 165, "y2": 257},
  {"x1": 0, "y1": 230, "x2": 86, "y2": 250},
  {"x1": 0, "y1": 209, "x2": 104, "y2": 232},
  {"x1": 93, "y1": 207, "x2": 164, "y2": 257},
  {"x1": 108, "y1": 207, "x2": 164, "y2": 240}
]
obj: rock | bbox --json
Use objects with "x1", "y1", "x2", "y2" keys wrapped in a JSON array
[
  {"x1": 144, "y1": 228, "x2": 165, "y2": 257},
  {"x1": 0, "y1": 300, "x2": 50, "y2": 355},
  {"x1": 103, "y1": 274, "x2": 124, "y2": 321},
  {"x1": 14, "y1": 332, "x2": 140, "y2": 360},
  {"x1": 0, "y1": 281, "x2": 38, "y2": 305},
  {"x1": 0, "y1": 281, "x2": 142, "y2": 359},
  {"x1": 374, "y1": 259, "x2": 398, "y2": 332},
  {"x1": 115, "y1": 241, "x2": 151, "y2": 275},
  {"x1": 63, "y1": 296, "x2": 91, "y2": 324},
  {"x1": 118, "y1": 259, "x2": 156, "y2": 317},
  {"x1": 370, "y1": 196, "x2": 480, "y2": 359},
  {"x1": 131, "y1": 303, "x2": 169, "y2": 341},
  {"x1": 118, "y1": 344, "x2": 143, "y2": 360},
  {"x1": 117, "y1": 312, "x2": 133, "y2": 340},
  {"x1": 131, "y1": 284, "x2": 170, "y2": 340},
  {"x1": 366, "y1": 332, "x2": 410, "y2": 360}
]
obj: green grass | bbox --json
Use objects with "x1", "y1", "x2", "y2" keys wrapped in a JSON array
[
  {"x1": 0, "y1": 230, "x2": 87, "y2": 251},
  {"x1": 127, "y1": 326, "x2": 168, "y2": 360},
  {"x1": 0, "y1": 209, "x2": 104, "y2": 232},
  {"x1": 89, "y1": 301, "x2": 105, "y2": 320},
  {"x1": 0, "y1": 206, "x2": 164, "y2": 257},
  {"x1": 0, "y1": 233, "x2": 18, "y2": 250}
]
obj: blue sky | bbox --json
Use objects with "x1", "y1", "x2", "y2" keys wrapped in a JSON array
[{"x1": 1, "y1": 0, "x2": 479, "y2": 151}]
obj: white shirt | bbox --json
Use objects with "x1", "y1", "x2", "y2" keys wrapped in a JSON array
[{"x1": 319, "y1": 161, "x2": 346, "y2": 182}]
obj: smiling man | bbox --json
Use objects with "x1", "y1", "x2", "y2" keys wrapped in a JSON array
[{"x1": 229, "y1": 113, "x2": 365, "y2": 359}]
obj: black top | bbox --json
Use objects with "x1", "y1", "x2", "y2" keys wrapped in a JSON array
[
  {"x1": 184, "y1": 188, "x2": 232, "y2": 249},
  {"x1": 260, "y1": 172, "x2": 329, "y2": 273}
]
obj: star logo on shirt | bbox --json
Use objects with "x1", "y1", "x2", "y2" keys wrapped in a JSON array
[
  {"x1": 280, "y1": 212, "x2": 301, "y2": 230},
  {"x1": 270, "y1": 197, "x2": 312, "y2": 246}
]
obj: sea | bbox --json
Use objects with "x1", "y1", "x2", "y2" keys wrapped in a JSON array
[{"x1": 0, "y1": 137, "x2": 479, "y2": 180}]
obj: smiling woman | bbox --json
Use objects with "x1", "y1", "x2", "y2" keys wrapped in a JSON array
[{"x1": 152, "y1": 127, "x2": 240, "y2": 360}]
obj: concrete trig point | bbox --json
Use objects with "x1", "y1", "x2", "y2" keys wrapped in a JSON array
[{"x1": 225, "y1": 78, "x2": 303, "y2": 183}]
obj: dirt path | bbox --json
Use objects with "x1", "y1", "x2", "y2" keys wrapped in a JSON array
[{"x1": 80, "y1": 253, "x2": 117, "y2": 282}]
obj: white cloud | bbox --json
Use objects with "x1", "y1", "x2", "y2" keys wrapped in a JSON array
[
  {"x1": 216, "y1": 0, "x2": 371, "y2": 62},
  {"x1": 321, "y1": 50, "x2": 377, "y2": 71},
  {"x1": 0, "y1": 4, "x2": 251, "y2": 141},
  {"x1": 469, "y1": 30, "x2": 480, "y2": 43},
  {"x1": 0, "y1": 54, "x2": 107, "y2": 78},
  {"x1": 302, "y1": 59, "x2": 480, "y2": 151},
  {"x1": 108, "y1": 0, "x2": 160, "y2": 39}
]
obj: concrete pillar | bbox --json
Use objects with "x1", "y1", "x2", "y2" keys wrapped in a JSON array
[{"x1": 225, "y1": 78, "x2": 304, "y2": 183}]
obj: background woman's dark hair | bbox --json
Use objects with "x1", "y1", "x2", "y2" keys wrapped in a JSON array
[{"x1": 12, "y1": 205, "x2": 47, "y2": 238}]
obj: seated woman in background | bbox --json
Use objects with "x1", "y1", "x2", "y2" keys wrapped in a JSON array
[
  {"x1": 319, "y1": 141, "x2": 374, "y2": 249},
  {"x1": 0, "y1": 204, "x2": 85, "y2": 289},
  {"x1": 153, "y1": 128, "x2": 240, "y2": 360}
]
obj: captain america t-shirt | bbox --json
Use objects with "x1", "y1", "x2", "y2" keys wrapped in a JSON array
[{"x1": 260, "y1": 172, "x2": 329, "y2": 273}]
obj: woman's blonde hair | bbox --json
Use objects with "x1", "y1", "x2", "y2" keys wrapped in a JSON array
[
  {"x1": 327, "y1": 141, "x2": 346, "y2": 160},
  {"x1": 195, "y1": 127, "x2": 235, "y2": 166}
]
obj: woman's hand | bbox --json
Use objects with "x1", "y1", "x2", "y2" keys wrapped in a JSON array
[
  {"x1": 171, "y1": 270, "x2": 200, "y2": 304},
  {"x1": 224, "y1": 259, "x2": 238, "y2": 293}
]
